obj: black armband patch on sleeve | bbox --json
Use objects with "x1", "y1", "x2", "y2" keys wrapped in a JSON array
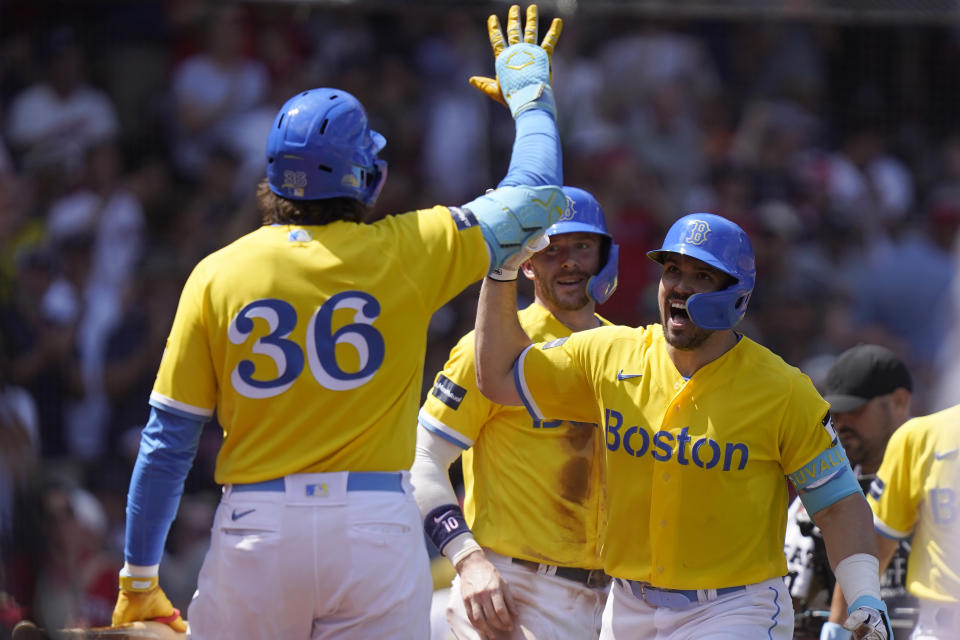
[
  {"x1": 425, "y1": 504, "x2": 471, "y2": 553},
  {"x1": 431, "y1": 373, "x2": 467, "y2": 410},
  {"x1": 449, "y1": 206, "x2": 478, "y2": 231}
]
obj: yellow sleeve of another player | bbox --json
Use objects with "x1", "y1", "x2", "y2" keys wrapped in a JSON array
[
  {"x1": 868, "y1": 421, "x2": 921, "y2": 537},
  {"x1": 374, "y1": 206, "x2": 488, "y2": 313},
  {"x1": 420, "y1": 331, "x2": 495, "y2": 449},
  {"x1": 516, "y1": 330, "x2": 599, "y2": 424},
  {"x1": 777, "y1": 376, "x2": 833, "y2": 476},
  {"x1": 152, "y1": 260, "x2": 217, "y2": 418}
]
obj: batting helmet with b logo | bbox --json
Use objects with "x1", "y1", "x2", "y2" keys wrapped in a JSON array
[
  {"x1": 546, "y1": 187, "x2": 619, "y2": 304},
  {"x1": 266, "y1": 88, "x2": 387, "y2": 204},
  {"x1": 646, "y1": 213, "x2": 755, "y2": 329}
]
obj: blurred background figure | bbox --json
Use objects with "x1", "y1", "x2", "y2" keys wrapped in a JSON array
[
  {"x1": 31, "y1": 480, "x2": 118, "y2": 630},
  {"x1": 170, "y1": 5, "x2": 273, "y2": 200},
  {"x1": 5, "y1": 26, "x2": 119, "y2": 209}
]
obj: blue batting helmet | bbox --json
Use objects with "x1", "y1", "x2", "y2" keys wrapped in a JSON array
[
  {"x1": 545, "y1": 186, "x2": 619, "y2": 304},
  {"x1": 266, "y1": 88, "x2": 387, "y2": 204},
  {"x1": 647, "y1": 213, "x2": 755, "y2": 329}
]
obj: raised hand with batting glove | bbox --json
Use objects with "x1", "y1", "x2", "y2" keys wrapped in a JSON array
[
  {"x1": 112, "y1": 573, "x2": 187, "y2": 633},
  {"x1": 458, "y1": 4, "x2": 566, "y2": 278},
  {"x1": 469, "y1": 4, "x2": 562, "y2": 114}
]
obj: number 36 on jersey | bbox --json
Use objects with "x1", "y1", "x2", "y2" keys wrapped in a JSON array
[{"x1": 228, "y1": 290, "x2": 384, "y2": 398}]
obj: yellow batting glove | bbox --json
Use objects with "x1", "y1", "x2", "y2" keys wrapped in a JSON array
[
  {"x1": 113, "y1": 574, "x2": 188, "y2": 633},
  {"x1": 469, "y1": 4, "x2": 563, "y2": 107}
]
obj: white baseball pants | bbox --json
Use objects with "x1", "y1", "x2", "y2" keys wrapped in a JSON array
[
  {"x1": 186, "y1": 471, "x2": 432, "y2": 639},
  {"x1": 599, "y1": 576, "x2": 794, "y2": 639},
  {"x1": 445, "y1": 549, "x2": 607, "y2": 640}
]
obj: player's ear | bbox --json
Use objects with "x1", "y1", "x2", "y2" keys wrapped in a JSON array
[{"x1": 520, "y1": 259, "x2": 536, "y2": 281}]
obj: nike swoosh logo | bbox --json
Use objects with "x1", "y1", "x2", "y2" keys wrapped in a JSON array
[
  {"x1": 934, "y1": 449, "x2": 958, "y2": 460},
  {"x1": 231, "y1": 508, "x2": 256, "y2": 521},
  {"x1": 617, "y1": 369, "x2": 642, "y2": 381}
]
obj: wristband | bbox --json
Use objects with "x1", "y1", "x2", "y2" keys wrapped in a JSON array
[
  {"x1": 119, "y1": 574, "x2": 159, "y2": 592},
  {"x1": 447, "y1": 536, "x2": 483, "y2": 567},
  {"x1": 847, "y1": 594, "x2": 887, "y2": 616},
  {"x1": 488, "y1": 267, "x2": 519, "y2": 281},
  {"x1": 425, "y1": 504, "x2": 471, "y2": 553}
]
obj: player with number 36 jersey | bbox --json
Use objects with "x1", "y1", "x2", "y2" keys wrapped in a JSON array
[
  {"x1": 111, "y1": 5, "x2": 567, "y2": 638},
  {"x1": 152, "y1": 208, "x2": 487, "y2": 481}
]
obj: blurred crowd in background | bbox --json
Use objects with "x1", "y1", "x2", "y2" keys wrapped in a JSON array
[{"x1": 1, "y1": 0, "x2": 959, "y2": 633}]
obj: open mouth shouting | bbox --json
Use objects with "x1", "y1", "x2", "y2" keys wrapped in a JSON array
[{"x1": 668, "y1": 297, "x2": 692, "y2": 328}]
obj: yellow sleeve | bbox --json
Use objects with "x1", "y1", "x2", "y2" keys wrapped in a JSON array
[
  {"x1": 374, "y1": 206, "x2": 488, "y2": 313},
  {"x1": 779, "y1": 377, "x2": 833, "y2": 476},
  {"x1": 868, "y1": 421, "x2": 920, "y2": 537},
  {"x1": 151, "y1": 260, "x2": 217, "y2": 419},
  {"x1": 516, "y1": 332, "x2": 598, "y2": 424},
  {"x1": 419, "y1": 331, "x2": 495, "y2": 448}
]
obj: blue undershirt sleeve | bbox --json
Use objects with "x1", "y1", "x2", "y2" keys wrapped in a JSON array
[
  {"x1": 124, "y1": 406, "x2": 205, "y2": 566},
  {"x1": 498, "y1": 109, "x2": 562, "y2": 189}
]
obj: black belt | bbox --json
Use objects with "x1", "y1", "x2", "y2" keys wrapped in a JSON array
[{"x1": 512, "y1": 558, "x2": 610, "y2": 588}]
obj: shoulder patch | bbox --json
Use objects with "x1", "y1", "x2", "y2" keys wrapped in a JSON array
[
  {"x1": 448, "y1": 207, "x2": 478, "y2": 231},
  {"x1": 822, "y1": 412, "x2": 838, "y2": 445},
  {"x1": 432, "y1": 373, "x2": 467, "y2": 410},
  {"x1": 541, "y1": 337, "x2": 569, "y2": 350},
  {"x1": 288, "y1": 228, "x2": 313, "y2": 242}
]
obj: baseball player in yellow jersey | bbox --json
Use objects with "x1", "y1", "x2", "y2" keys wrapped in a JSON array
[
  {"x1": 473, "y1": 212, "x2": 895, "y2": 640},
  {"x1": 852, "y1": 402, "x2": 960, "y2": 640},
  {"x1": 788, "y1": 345, "x2": 917, "y2": 640},
  {"x1": 411, "y1": 186, "x2": 618, "y2": 640},
  {"x1": 109, "y1": 6, "x2": 567, "y2": 638}
]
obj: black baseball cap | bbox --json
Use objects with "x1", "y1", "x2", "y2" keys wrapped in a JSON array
[{"x1": 823, "y1": 344, "x2": 912, "y2": 413}]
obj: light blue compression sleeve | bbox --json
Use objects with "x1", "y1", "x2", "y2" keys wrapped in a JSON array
[
  {"x1": 124, "y1": 406, "x2": 204, "y2": 566},
  {"x1": 498, "y1": 109, "x2": 562, "y2": 189}
]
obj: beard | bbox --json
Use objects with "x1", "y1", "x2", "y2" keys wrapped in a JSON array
[
  {"x1": 838, "y1": 431, "x2": 866, "y2": 468},
  {"x1": 660, "y1": 304, "x2": 714, "y2": 350},
  {"x1": 664, "y1": 324, "x2": 713, "y2": 350}
]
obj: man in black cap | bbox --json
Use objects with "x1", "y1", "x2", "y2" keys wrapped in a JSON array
[
  {"x1": 824, "y1": 344, "x2": 914, "y2": 479},
  {"x1": 785, "y1": 344, "x2": 918, "y2": 640}
]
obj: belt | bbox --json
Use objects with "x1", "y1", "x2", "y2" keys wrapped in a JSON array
[
  {"x1": 620, "y1": 579, "x2": 746, "y2": 610},
  {"x1": 512, "y1": 558, "x2": 610, "y2": 588},
  {"x1": 232, "y1": 472, "x2": 404, "y2": 493}
]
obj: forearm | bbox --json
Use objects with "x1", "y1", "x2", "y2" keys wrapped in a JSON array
[
  {"x1": 125, "y1": 407, "x2": 203, "y2": 566},
  {"x1": 826, "y1": 531, "x2": 899, "y2": 625},
  {"x1": 475, "y1": 277, "x2": 530, "y2": 406},
  {"x1": 499, "y1": 109, "x2": 562, "y2": 188},
  {"x1": 815, "y1": 493, "x2": 879, "y2": 569},
  {"x1": 410, "y1": 425, "x2": 481, "y2": 565},
  {"x1": 815, "y1": 492, "x2": 886, "y2": 632},
  {"x1": 410, "y1": 425, "x2": 464, "y2": 516}
]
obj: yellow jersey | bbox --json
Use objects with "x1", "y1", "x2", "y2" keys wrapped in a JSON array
[
  {"x1": 420, "y1": 303, "x2": 611, "y2": 568},
  {"x1": 150, "y1": 207, "x2": 488, "y2": 483},
  {"x1": 868, "y1": 403, "x2": 960, "y2": 604},
  {"x1": 515, "y1": 323, "x2": 833, "y2": 589}
]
